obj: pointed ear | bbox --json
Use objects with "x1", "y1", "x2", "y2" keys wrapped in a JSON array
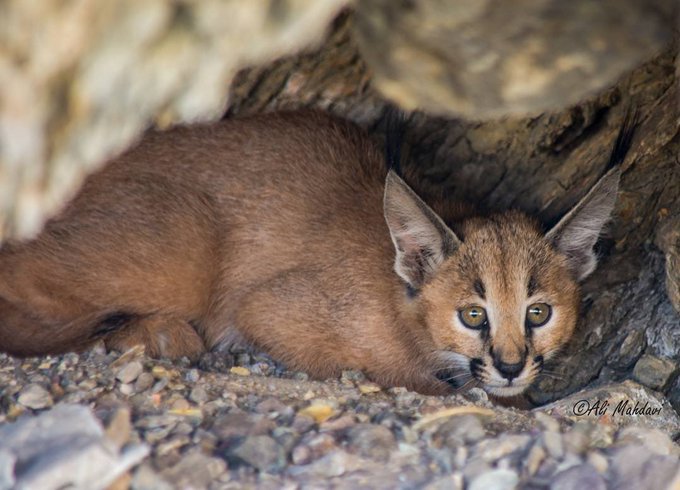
[
  {"x1": 383, "y1": 171, "x2": 461, "y2": 290},
  {"x1": 546, "y1": 167, "x2": 621, "y2": 281}
]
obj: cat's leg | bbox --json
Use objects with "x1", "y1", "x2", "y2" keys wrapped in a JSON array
[
  {"x1": 226, "y1": 270, "x2": 452, "y2": 395},
  {"x1": 104, "y1": 313, "x2": 206, "y2": 360},
  {"x1": 0, "y1": 297, "x2": 84, "y2": 356},
  {"x1": 0, "y1": 296, "x2": 205, "y2": 360}
]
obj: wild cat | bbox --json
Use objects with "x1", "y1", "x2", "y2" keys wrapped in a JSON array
[{"x1": 0, "y1": 110, "x2": 634, "y2": 396}]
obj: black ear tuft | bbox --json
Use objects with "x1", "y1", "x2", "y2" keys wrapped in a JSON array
[
  {"x1": 383, "y1": 106, "x2": 408, "y2": 174},
  {"x1": 546, "y1": 107, "x2": 638, "y2": 281},
  {"x1": 605, "y1": 105, "x2": 639, "y2": 172}
]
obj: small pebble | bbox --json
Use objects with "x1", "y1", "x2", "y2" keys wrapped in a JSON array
[
  {"x1": 171, "y1": 399, "x2": 190, "y2": 411},
  {"x1": 534, "y1": 412, "x2": 560, "y2": 432},
  {"x1": 563, "y1": 423, "x2": 591, "y2": 454},
  {"x1": 453, "y1": 446, "x2": 468, "y2": 468},
  {"x1": 550, "y1": 463, "x2": 606, "y2": 490},
  {"x1": 542, "y1": 430, "x2": 565, "y2": 459},
  {"x1": 345, "y1": 423, "x2": 397, "y2": 462},
  {"x1": 17, "y1": 384, "x2": 53, "y2": 409},
  {"x1": 358, "y1": 383, "x2": 381, "y2": 394},
  {"x1": 423, "y1": 473, "x2": 464, "y2": 490},
  {"x1": 468, "y1": 468, "x2": 519, "y2": 490},
  {"x1": 230, "y1": 435, "x2": 286, "y2": 473},
  {"x1": 230, "y1": 366, "x2": 251, "y2": 377},
  {"x1": 586, "y1": 451, "x2": 608, "y2": 474},
  {"x1": 616, "y1": 427, "x2": 678, "y2": 456},
  {"x1": 476, "y1": 434, "x2": 531, "y2": 463},
  {"x1": 151, "y1": 366, "x2": 171, "y2": 378},
  {"x1": 298, "y1": 403, "x2": 335, "y2": 423},
  {"x1": 106, "y1": 407, "x2": 132, "y2": 449},
  {"x1": 340, "y1": 370, "x2": 367, "y2": 384},
  {"x1": 116, "y1": 361, "x2": 144, "y2": 384},
  {"x1": 526, "y1": 444, "x2": 546, "y2": 476},
  {"x1": 432, "y1": 415, "x2": 486, "y2": 447},
  {"x1": 185, "y1": 369, "x2": 200, "y2": 383},
  {"x1": 632, "y1": 354, "x2": 678, "y2": 391},
  {"x1": 119, "y1": 383, "x2": 134, "y2": 396},
  {"x1": 292, "y1": 433, "x2": 337, "y2": 465},
  {"x1": 135, "y1": 372, "x2": 155, "y2": 392},
  {"x1": 161, "y1": 451, "x2": 227, "y2": 488},
  {"x1": 189, "y1": 385, "x2": 210, "y2": 404}
]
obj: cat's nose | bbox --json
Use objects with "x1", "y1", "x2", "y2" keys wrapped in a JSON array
[
  {"x1": 494, "y1": 359, "x2": 525, "y2": 380},
  {"x1": 491, "y1": 348, "x2": 527, "y2": 380}
]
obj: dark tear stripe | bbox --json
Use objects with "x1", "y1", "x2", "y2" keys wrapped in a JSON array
[
  {"x1": 474, "y1": 279, "x2": 486, "y2": 299},
  {"x1": 527, "y1": 274, "x2": 538, "y2": 297}
]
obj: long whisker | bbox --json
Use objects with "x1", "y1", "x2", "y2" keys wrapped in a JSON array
[
  {"x1": 454, "y1": 378, "x2": 478, "y2": 393},
  {"x1": 433, "y1": 365, "x2": 470, "y2": 374},
  {"x1": 538, "y1": 372, "x2": 565, "y2": 381},
  {"x1": 439, "y1": 373, "x2": 472, "y2": 380},
  {"x1": 540, "y1": 368, "x2": 565, "y2": 375},
  {"x1": 437, "y1": 372, "x2": 473, "y2": 383},
  {"x1": 539, "y1": 368, "x2": 566, "y2": 377}
]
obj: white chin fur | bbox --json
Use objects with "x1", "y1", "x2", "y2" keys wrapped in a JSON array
[{"x1": 483, "y1": 384, "x2": 528, "y2": 397}]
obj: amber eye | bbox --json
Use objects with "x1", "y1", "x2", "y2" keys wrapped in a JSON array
[
  {"x1": 526, "y1": 303, "x2": 552, "y2": 327},
  {"x1": 459, "y1": 306, "x2": 488, "y2": 329}
]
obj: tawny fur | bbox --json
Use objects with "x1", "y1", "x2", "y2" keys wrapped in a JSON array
[{"x1": 0, "y1": 110, "x2": 620, "y2": 396}]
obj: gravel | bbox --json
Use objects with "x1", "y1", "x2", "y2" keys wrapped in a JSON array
[{"x1": 0, "y1": 345, "x2": 678, "y2": 489}]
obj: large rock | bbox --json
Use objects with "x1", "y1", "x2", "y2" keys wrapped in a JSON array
[
  {"x1": 0, "y1": 0, "x2": 348, "y2": 242},
  {"x1": 656, "y1": 215, "x2": 680, "y2": 314},
  {"x1": 538, "y1": 381, "x2": 680, "y2": 435},
  {"x1": 0, "y1": 404, "x2": 148, "y2": 489},
  {"x1": 353, "y1": 0, "x2": 674, "y2": 118}
]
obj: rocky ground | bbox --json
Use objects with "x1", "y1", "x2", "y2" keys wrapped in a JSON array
[{"x1": 0, "y1": 345, "x2": 678, "y2": 490}]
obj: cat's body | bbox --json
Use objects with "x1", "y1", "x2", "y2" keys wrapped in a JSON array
[{"x1": 0, "y1": 110, "x2": 628, "y2": 396}]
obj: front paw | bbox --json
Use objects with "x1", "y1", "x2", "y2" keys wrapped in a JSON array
[{"x1": 106, "y1": 315, "x2": 206, "y2": 360}]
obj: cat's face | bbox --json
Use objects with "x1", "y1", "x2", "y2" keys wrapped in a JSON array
[
  {"x1": 421, "y1": 213, "x2": 580, "y2": 396},
  {"x1": 383, "y1": 168, "x2": 619, "y2": 397}
]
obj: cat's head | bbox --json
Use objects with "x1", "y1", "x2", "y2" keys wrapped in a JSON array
[{"x1": 383, "y1": 167, "x2": 620, "y2": 397}]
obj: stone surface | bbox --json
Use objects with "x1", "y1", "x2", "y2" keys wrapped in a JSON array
[
  {"x1": 608, "y1": 445, "x2": 680, "y2": 490},
  {"x1": 160, "y1": 451, "x2": 227, "y2": 489},
  {"x1": 353, "y1": 0, "x2": 674, "y2": 118},
  {"x1": 550, "y1": 464, "x2": 606, "y2": 490},
  {"x1": 230, "y1": 435, "x2": 287, "y2": 473},
  {"x1": 345, "y1": 423, "x2": 397, "y2": 462},
  {"x1": 538, "y1": 381, "x2": 680, "y2": 435},
  {"x1": 616, "y1": 426, "x2": 679, "y2": 456},
  {"x1": 17, "y1": 384, "x2": 53, "y2": 410},
  {"x1": 189, "y1": 384, "x2": 210, "y2": 404},
  {"x1": 0, "y1": 404, "x2": 149, "y2": 489},
  {"x1": 0, "y1": 450, "x2": 16, "y2": 489},
  {"x1": 656, "y1": 215, "x2": 680, "y2": 313},
  {"x1": 610, "y1": 329, "x2": 647, "y2": 370},
  {"x1": 0, "y1": 0, "x2": 349, "y2": 241},
  {"x1": 1, "y1": 350, "x2": 679, "y2": 488},
  {"x1": 468, "y1": 469, "x2": 519, "y2": 490},
  {"x1": 116, "y1": 361, "x2": 144, "y2": 384},
  {"x1": 632, "y1": 354, "x2": 679, "y2": 391},
  {"x1": 543, "y1": 430, "x2": 565, "y2": 460}
]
